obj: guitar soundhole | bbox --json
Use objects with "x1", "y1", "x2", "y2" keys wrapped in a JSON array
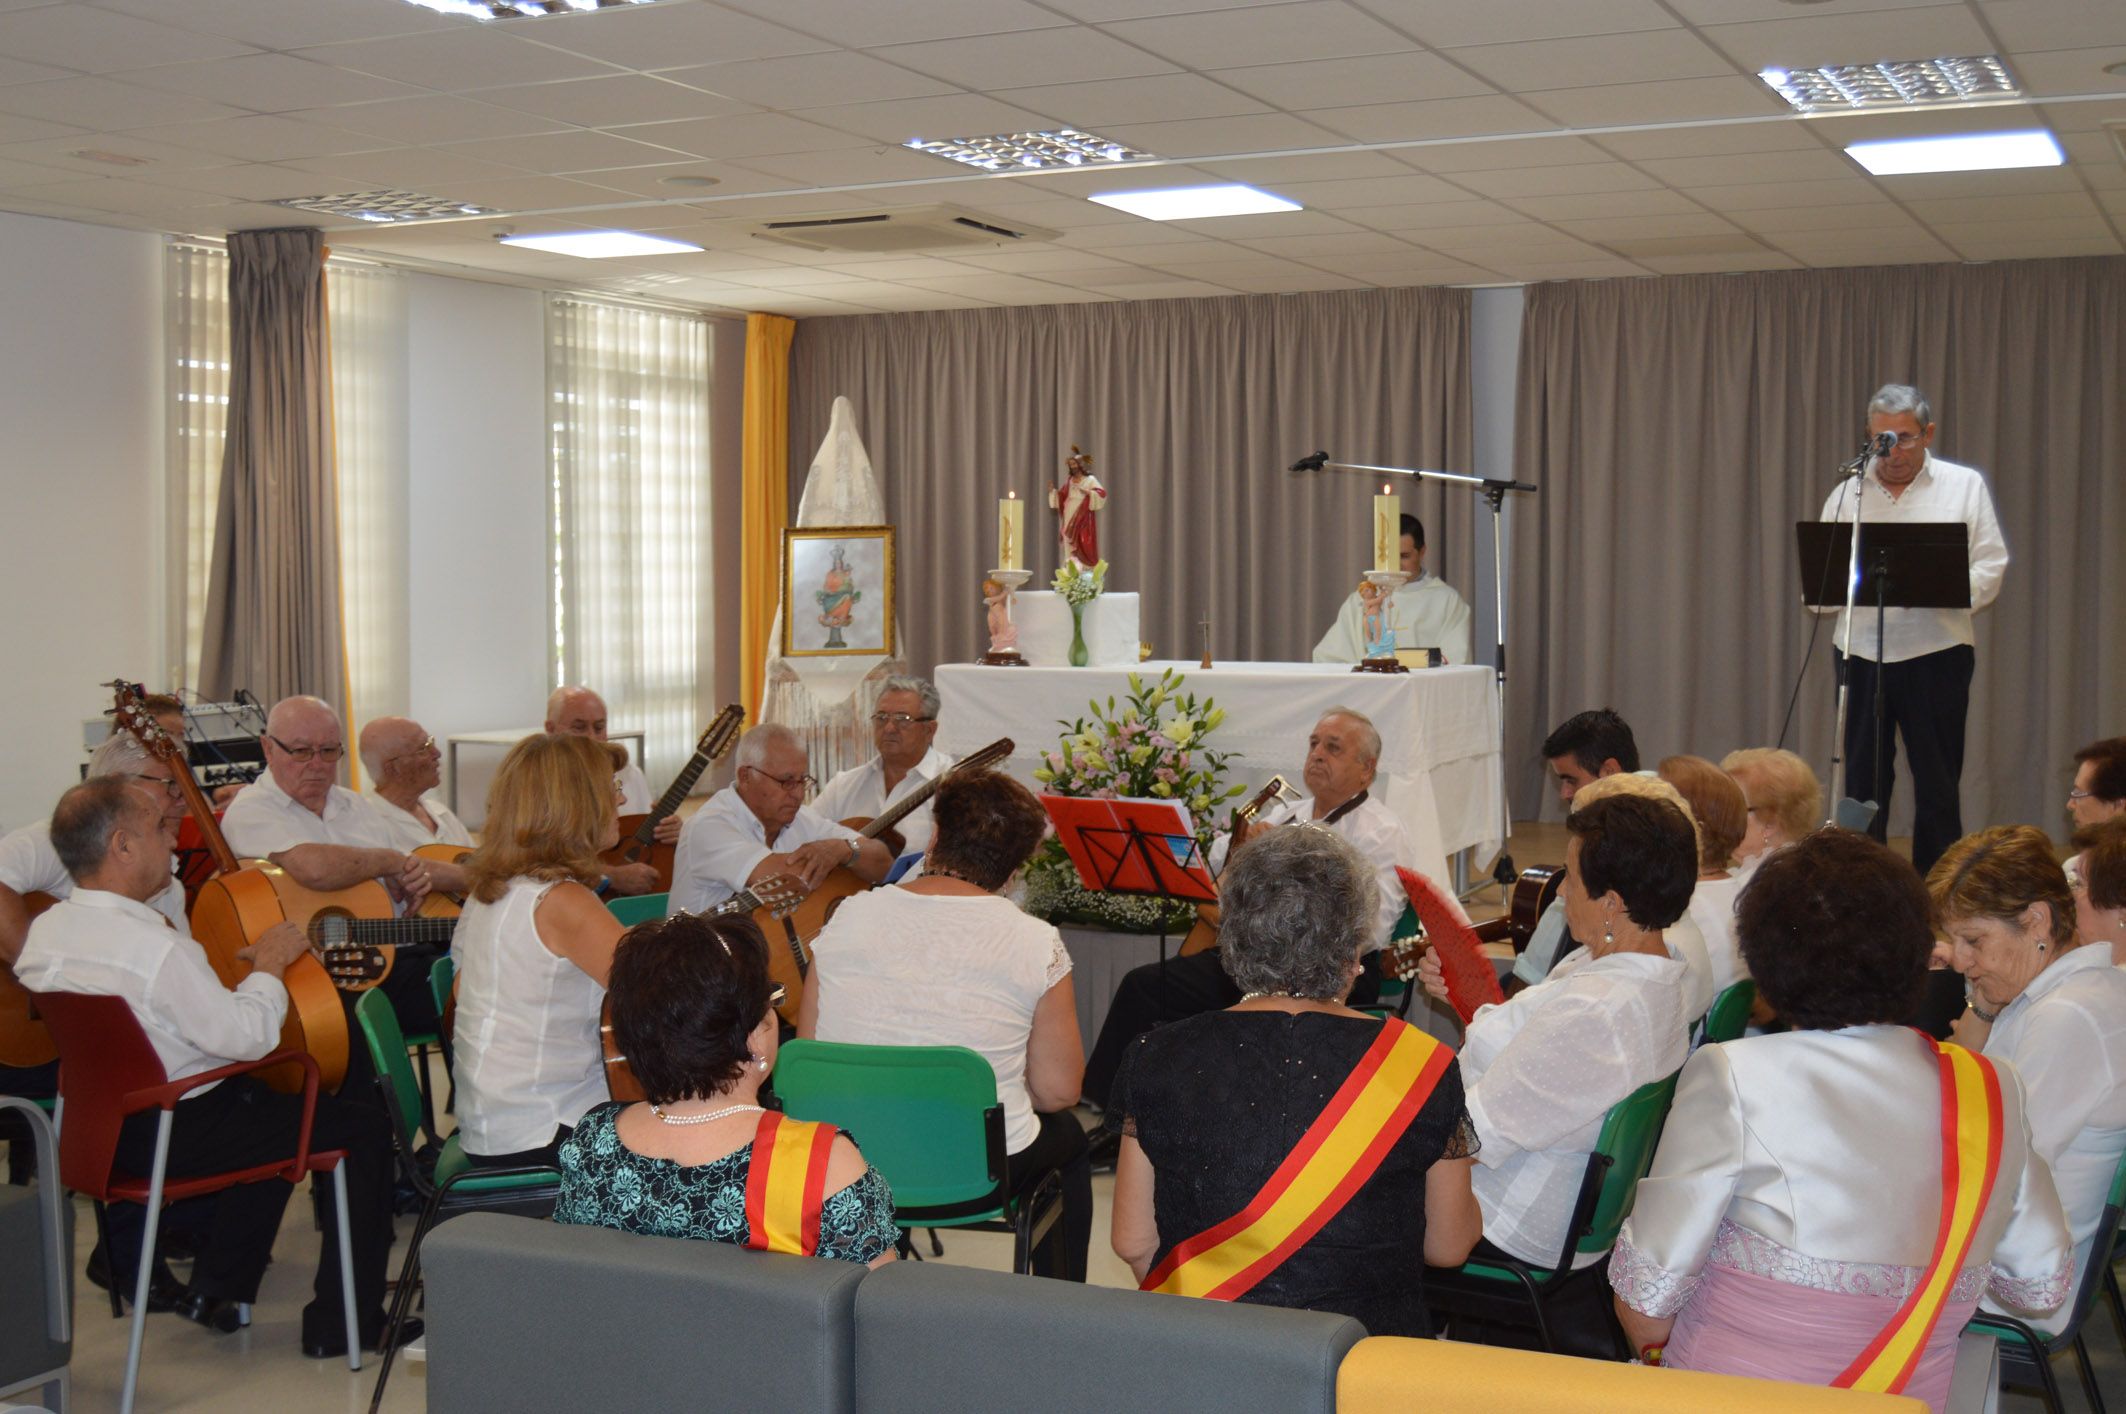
[{"x1": 311, "y1": 909, "x2": 355, "y2": 948}]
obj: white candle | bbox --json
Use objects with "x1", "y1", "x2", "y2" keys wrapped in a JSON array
[
  {"x1": 1373, "y1": 486, "x2": 1400, "y2": 572},
  {"x1": 999, "y1": 492, "x2": 1023, "y2": 570}
]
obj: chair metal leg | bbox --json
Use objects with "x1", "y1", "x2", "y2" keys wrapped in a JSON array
[
  {"x1": 90, "y1": 1202, "x2": 123, "y2": 1320},
  {"x1": 370, "y1": 1186, "x2": 447, "y2": 1414},
  {"x1": 2073, "y1": 1332, "x2": 2105, "y2": 1414},
  {"x1": 2106, "y1": 1265, "x2": 2126, "y2": 1358},
  {"x1": 2028, "y1": 1336, "x2": 2066, "y2": 1414},
  {"x1": 332, "y1": 1163, "x2": 361, "y2": 1372},
  {"x1": 927, "y1": 1228, "x2": 944, "y2": 1257},
  {"x1": 120, "y1": 1111, "x2": 174, "y2": 1414},
  {"x1": 1501, "y1": 1265, "x2": 1557, "y2": 1354},
  {"x1": 413, "y1": 1045, "x2": 436, "y2": 1140}
]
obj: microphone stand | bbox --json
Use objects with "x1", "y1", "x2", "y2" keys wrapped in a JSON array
[
  {"x1": 1825, "y1": 438, "x2": 1881, "y2": 824},
  {"x1": 1296, "y1": 455, "x2": 1537, "y2": 893}
]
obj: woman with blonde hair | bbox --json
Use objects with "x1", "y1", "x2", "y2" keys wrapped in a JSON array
[
  {"x1": 1658, "y1": 756, "x2": 1750, "y2": 996},
  {"x1": 1719, "y1": 747, "x2": 1821, "y2": 870},
  {"x1": 455, "y1": 732, "x2": 627, "y2": 1168}
]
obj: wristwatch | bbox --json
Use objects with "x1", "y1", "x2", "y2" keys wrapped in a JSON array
[
  {"x1": 846, "y1": 839, "x2": 860, "y2": 865},
  {"x1": 1967, "y1": 1000, "x2": 1998, "y2": 1024}
]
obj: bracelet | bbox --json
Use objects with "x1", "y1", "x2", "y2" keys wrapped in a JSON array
[
  {"x1": 1968, "y1": 1001, "x2": 1998, "y2": 1024},
  {"x1": 595, "y1": 874, "x2": 613, "y2": 897},
  {"x1": 1639, "y1": 1343, "x2": 1665, "y2": 1367},
  {"x1": 847, "y1": 839, "x2": 860, "y2": 865}
]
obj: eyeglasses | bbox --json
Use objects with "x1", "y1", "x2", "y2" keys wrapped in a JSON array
[
  {"x1": 1881, "y1": 432, "x2": 1923, "y2": 448},
  {"x1": 871, "y1": 712, "x2": 935, "y2": 727},
  {"x1": 124, "y1": 773, "x2": 183, "y2": 799},
  {"x1": 744, "y1": 766, "x2": 816, "y2": 792},
  {"x1": 2070, "y1": 788, "x2": 2094, "y2": 802},
  {"x1": 612, "y1": 775, "x2": 628, "y2": 800},
  {"x1": 268, "y1": 735, "x2": 345, "y2": 764},
  {"x1": 768, "y1": 983, "x2": 787, "y2": 1010}
]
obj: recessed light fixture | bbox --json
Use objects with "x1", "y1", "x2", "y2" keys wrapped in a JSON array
[
  {"x1": 906, "y1": 128, "x2": 1153, "y2": 173},
  {"x1": 1845, "y1": 129, "x2": 2065, "y2": 176},
  {"x1": 1760, "y1": 54, "x2": 2019, "y2": 112},
  {"x1": 2105, "y1": 60, "x2": 2126, "y2": 78},
  {"x1": 1087, "y1": 184, "x2": 1300, "y2": 221},
  {"x1": 400, "y1": 0, "x2": 665, "y2": 18},
  {"x1": 271, "y1": 189, "x2": 499, "y2": 223},
  {"x1": 497, "y1": 230, "x2": 705, "y2": 258},
  {"x1": 656, "y1": 174, "x2": 722, "y2": 189}
]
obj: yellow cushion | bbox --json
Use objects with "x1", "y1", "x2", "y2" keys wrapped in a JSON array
[{"x1": 1337, "y1": 1337, "x2": 1927, "y2": 1413}]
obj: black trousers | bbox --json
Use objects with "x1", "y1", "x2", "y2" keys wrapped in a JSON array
[
  {"x1": 1004, "y1": 1109, "x2": 1092, "y2": 1282},
  {"x1": 0, "y1": 1060, "x2": 57, "y2": 1185},
  {"x1": 1082, "y1": 949, "x2": 1384, "y2": 1109},
  {"x1": 113, "y1": 1075, "x2": 395, "y2": 1344},
  {"x1": 1838, "y1": 644, "x2": 1974, "y2": 879},
  {"x1": 463, "y1": 1124, "x2": 570, "y2": 1171}
]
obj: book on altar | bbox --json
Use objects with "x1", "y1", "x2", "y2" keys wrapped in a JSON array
[{"x1": 1040, "y1": 795, "x2": 1219, "y2": 904}]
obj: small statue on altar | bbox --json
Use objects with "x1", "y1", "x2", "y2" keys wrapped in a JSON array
[
  {"x1": 1358, "y1": 577, "x2": 1394, "y2": 659},
  {"x1": 982, "y1": 576, "x2": 1019, "y2": 652},
  {"x1": 815, "y1": 546, "x2": 860, "y2": 650},
  {"x1": 1048, "y1": 444, "x2": 1108, "y2": 572}
]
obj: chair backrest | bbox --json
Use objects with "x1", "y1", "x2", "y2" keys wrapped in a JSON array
[
  {"x1": 354, "y1": 987, "x2": 424, "y2": 1159},
  {"x1": 2050, "y1": 1142, "x2": 2126, "y2": 1346},
  {"x1": 772, "y1": 1040, "x2": 1005, "y2": 1215},
  {"x1": 1576, "y1": 1070, "x2": 1681, "y2": 1258},
  {"x1": 429, "y1": 953, "x2": 456, "y2": 1020},
  {"x1": 1699, "y1": 981, "x2": 1756, "y2": 1046},
  {"x1": 606, "y1": 893, "x2": 669, "y2": 927},
  {"x1": 0, "y1": 1095, "x2": 69, "y2": 1351},
  {"x1": 31, "y1": 990, "x2": 168, "y2": 1202}
]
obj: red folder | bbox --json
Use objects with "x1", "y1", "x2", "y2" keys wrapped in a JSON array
[
  {"x1": 1397, "y1": 866, "x2": 1502, "y2": 1023},
  {"x1": 1041, "y1": 795, "x2": 1219, "y2": 905}
]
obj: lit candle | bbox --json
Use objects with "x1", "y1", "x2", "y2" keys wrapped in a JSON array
[
  {"x1": 998, "y1": 492, "x2": 1023, "y2": 570},
  {"x1": 1373, "y1": 485, "x2": 1400, "y2": 572}
]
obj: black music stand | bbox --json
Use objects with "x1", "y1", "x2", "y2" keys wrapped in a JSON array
[
  {"x1": 1795, "y1": 520, "x2": 1971, "y2": 825},
  {"x1": 1042, "y1": 795, "x2": 1219, "y2": 998}
]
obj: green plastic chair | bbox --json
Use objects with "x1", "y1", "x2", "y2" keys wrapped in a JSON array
[
  {"x1": 606, "y1": 892, "x2": 669, "y2": 927},
  {"x1": 1697, "y1": 980, "x2": 1757, "y2": 1046},
  {"x1": 428, "y1": 954, "x2": 457, "y2": 1115},
  {"x1": 1970, "y1": 1144, "x2": 2126, "y2": 1414},
  {"x1": 1426, "y1": 1070, "x2": 1681, "y2": 1356},
  {"x1": 771, "y1": 1039, "x2": 1064, "y2": 1274},
  {"x1": 353, "y1": 989, "x2": 560, "y2": 1413}
]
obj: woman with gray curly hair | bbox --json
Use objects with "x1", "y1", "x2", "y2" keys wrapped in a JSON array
[{"x1": 1106, "y1": 826, "x2": 1481, "y2": 1333}]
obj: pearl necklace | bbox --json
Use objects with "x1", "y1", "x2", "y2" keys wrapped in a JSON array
[
  {"x1": 1240, "y1": 991, "x2": 1297, "y2": 1002},
  {"x1": 649, "y1": 1102, "x2": 764, "y2": 1126}
]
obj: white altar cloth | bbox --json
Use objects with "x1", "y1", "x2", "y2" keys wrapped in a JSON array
[{"x1": 935, "y1": 661, "x2": 1503, "y2": 892}]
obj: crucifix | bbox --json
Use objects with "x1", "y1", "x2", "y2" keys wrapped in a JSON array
[{"x1": 1198, "y1": 618, "x2": 1213, "y2": 670}]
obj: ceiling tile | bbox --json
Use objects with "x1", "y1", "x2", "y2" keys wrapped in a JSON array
[
  {"x1": 735, "y1": 145, "x2": 969, "y2": 186},
  {"x1": 1635, "y1": 249, "x2": 1801, "y2": 273},
  {"x1": 292, "y1": 30, "x2": 624, "y2": 94},
  {"x1": 1351, "y1": 0, "x2": 1678, "y2": 48},
  {"x1": 1101, "y1": 111, "x2": 1350, "y2": 159},
  {"x1": 1232, "y1": 229, "x2": 1419, "y2": 257},
  {"x1": 1937, "y1": 231, "x2": 2123, "y2": 258},
  {"x1": 430, "y1": 174, "x2": 654, "y2": 212},
  {"x1": 1307, "y1": 254, "x2": 1501, "y2": 282},
  {"x1": 1553, "y1": 211, "x2": 1742, "y2": 242},
  {"x1": 1901, "y1": 190, "x2": 2100, "y2": 222},
  {"x1": 1337, "y1": 197, "x2": 1520, "y2": 230},
  {"x1": 1942, "y1": 0, "x2": 2126, "y2": 53},
  {"x1": 620, "y1": 111, "x2": 876, "y2": 160},
  {"x1": 1925, "y1": 214, "x2": 2117, "y2": 242},
  {"x1": 1450, "y1": 161, "x2": 1662, "y2": 198},
  {"x1": 1727, "y1": 203, "x2": 1919, "y2": 234},
  {"x1": 663, "y1": 53, "x2": 956, "y2": 110},
  {"x1": 1636, "y1": 147, "x2": 1856, "y2": 186},
  {"x1": 1102, "y1": 2, "x2": 1422, "y2": 71},
  {"x1": 572, "y1": 162, "x2": 802, "y2": 199},
  {"x1": 1173, "y1": 265, "x2": 1370, "y2": 292},
  {"x1": 309, "y1": 95, "x2": 569, "y2": 145},
  {"x1": 1162, "y1": 208, "x2": 1356, "y2": 237},
  {"x1": 8, "y1": 174, "x2": 231, "y2": 213},
  {"x1": 524, "y1": 4, "x2": 829, "y2": 69},
  {"x1": 1680, "y1": 177, "x2": 1892, "y2": 210},
  {"x1": 0, "y1": 6, "x2": 258, "y2": 73},
  {"x1": 1698, "y1": 5, "x2": 1993, "y2": 73},
  {"x1": 1505, "y1": 188, "x2": 1706, "y2": 220},
  {"x1": 719, "y1": 0, "x2": 1067, "y2": 48},
  {"x1": 1491, "y1": 255, "x2": 1648, "y2": 278},
  {"x1": 0, "y1": 153, "x2": 73, "y2": 187},
  {"x1": 149, "y1": 114, "x2": 387, "y2": 163},
  {"x1": 1403, "y1": 134, "x2": 1613, "y2": 171},
  {"x1": 121, "y1": 53, "x2": 428, "y2": 114},
  {"x1": 793, "y1": 94, "x2": 1058, "y2": 146},
  {"x1": 0, "y1": 131, "x2": 250, "y2": 174},
  {"x1": 1525, "y1": 75, "x2": 1789, "y2": 127},
  {"x1": 435, "y1": 128, "x2": 696, "y2": 175},
  {"x1": 1594, "y1": 120, "x2": 1828, "y2": 160},
  {"x1": 1304, "y1": 93, "x2": 1555, "y2": 144},
  {"x1": 0, "y1": 113, "x2": 94, "y2": 146},
  {"x1": 1662, "y1": 0, "x2": 1947, "y2": 22},
  {"x1": 0, "y1": 54, "x2": 73, "y2": 86},
  {"x1": 1193, "y1": 149, "x2": 1412, "y2": 181},
  {"x1": 1448, "y1": 29, "x2": 1737, "y2": 92},
  {"x1": 279, "y1": 146, "x2": 528, "y2": 189},
  {"x1": 2004, "y1": 49, "x2": 2126, "y2": 99},
  {"x1": 0, "y1": 76, "x2": 249, "y2": 130},
  {"x1": 172, "y1": 161, "x2": 356, "y2": 202},
  {"x1": 1209, "y1": 51, "x2": 1496, "y2": 110},
  {"x1": 871, "y1": 29, "x2": 1177, "y2": 90},
  {"x1": 1269, "y1": 171, "x2": 1470, "y2": 206},
  {"x1": 1036, "y1": 0, "x2": 1298, "y2": 18},
  {"x1": 477, "y1": 74, "x2": 754, "y2": 128},
  {"x1": 996, "y1": 74, "x2": 1271, "y2": 127},
  {"x1": 1418, "y1": 224, "x2": 1609, "y2": 254},
  {"x1": 97, "y1": 0, "x2": 460, "y2": 49}
]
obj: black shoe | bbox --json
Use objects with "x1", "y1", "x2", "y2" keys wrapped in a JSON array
[
  {"x1": 304, "y1": 1317, "x2": 424, "y2": 1360},
  {"x1": 86, "y1": 1245, "x2": 187, "y2": 1313},
  {"x1": 175, "y1": 1293, "x2": 246, "y2": 1333}
]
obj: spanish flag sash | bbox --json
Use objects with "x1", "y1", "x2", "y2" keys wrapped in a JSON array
[
  {"x1": 1141, "y1": 1018, "x2": 1453, "y2": 1301},
  {"x1": 743, "y1": 1111, "x2": 838, "y2": 1257},
  {"x1": 1831, "y1": 1036, "x2": 2006, "y2": 1395}
]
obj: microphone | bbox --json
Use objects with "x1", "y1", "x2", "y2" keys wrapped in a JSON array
[
  {"x1": 1870, "y1": 431, "x2": 1895, "y2": 459},
  {"x1": 1289, "y1": 450, "x2": 1328, "y2": 474}
]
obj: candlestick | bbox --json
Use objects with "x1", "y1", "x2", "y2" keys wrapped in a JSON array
[
  {"x1": 998, "y1": 492, "x2": 1023, "y2": 571},
  {"x1": 1373, "y1": 486, "x2": 1400, "y2": 572}
]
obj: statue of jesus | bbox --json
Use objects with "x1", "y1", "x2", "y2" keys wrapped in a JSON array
[{"x1": 1047, "y1": 444, "x2": 1108, "y2": 572}]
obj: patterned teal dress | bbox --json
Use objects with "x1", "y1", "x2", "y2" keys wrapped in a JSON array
[{"x1": 553, "y1": 1102, "x2": 899, "y2": 1264}]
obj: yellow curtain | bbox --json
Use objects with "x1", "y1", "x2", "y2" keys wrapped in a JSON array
[{"x1": 740, "y1": 312, "x2": 796, "y2": 721}]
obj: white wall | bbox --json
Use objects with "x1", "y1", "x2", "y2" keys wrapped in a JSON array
[{"x1": 0, "y1": 212, "x2": 163, "y2": 827}]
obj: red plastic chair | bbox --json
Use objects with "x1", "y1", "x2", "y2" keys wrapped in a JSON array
[{"x1": 34, "y1": 990, "x2": 362, "y2": 1414}]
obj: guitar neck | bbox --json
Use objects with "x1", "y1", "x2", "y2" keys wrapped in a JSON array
[
  {"x1": 317, "y1": 916, "x2": 459, "y2": 947},
  {"x1": 636, "y1": 750, "x2": 713, "y2": 845},
  {"x1": 863, "y1": 740, "x2": 1014, "y2": 842}
]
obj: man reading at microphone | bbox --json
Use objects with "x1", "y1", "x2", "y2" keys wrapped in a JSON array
[{"x1": 1816, "y1": 383, "x2": 2008, "y2": 877}]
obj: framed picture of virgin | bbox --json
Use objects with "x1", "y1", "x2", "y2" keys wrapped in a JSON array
[{"x1": 781, "y1": 525, "x2": 895, "y2": 658}]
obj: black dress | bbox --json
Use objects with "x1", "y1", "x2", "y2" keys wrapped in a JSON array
[{"x1": 1107, "y1": 1010, "x2": 1475, "y2": 1336}]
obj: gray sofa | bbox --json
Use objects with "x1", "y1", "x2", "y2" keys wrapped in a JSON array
[{"x1": 424, "y1": 1213, "x2": 1363, "y2": 1414}]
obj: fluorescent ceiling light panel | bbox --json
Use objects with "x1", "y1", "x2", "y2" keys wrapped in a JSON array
[
  {"x1": 401, "y1": 0, "x2": 665, "y2": 18},
  {"x1": 905, "y1": 129, "x2": 1154, "y2": 173},
  {"x1": 271, "y1": 189, "x2": 500, "y2": 223},
  {"x1": 1844, "y1": 129, "x2": 2063, "y2": 176},
  {"x1": 1759, "y1": 55, "x2": 2018, "y2": 113},
  {"x1": 1087, "y1": 184, "x2": 1300, "y2": 221},
  {"x1": 498, "y1": 230, "x2": 704, "y2": 257}
]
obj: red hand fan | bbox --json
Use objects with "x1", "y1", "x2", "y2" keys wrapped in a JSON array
[{"x1": 1396, "y1": 866, "x2": 1503, "y2": 1024}]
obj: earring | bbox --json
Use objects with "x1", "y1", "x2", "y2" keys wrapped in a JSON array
[
  {"x1": 2037, "y1": 941, "x2": 2047, "y2": 952},
  {"x1": 750, "y1": 1054, "x2": 766, "y2": 1069},
  {"x1": 1603, "y1": 921, "x2": 1614, "y2": 948}
]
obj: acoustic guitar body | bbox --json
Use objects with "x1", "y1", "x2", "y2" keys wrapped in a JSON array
[
  {"x1": 189, "y1": 867, "x2": 351, "y2": 1094},
  {"x1": 600, "y1": 995, "x2": 646, "y2": 1104},
  {"x1": 838, "y1": 815, "x2": 906, "y2": 861},
  {"x1": 600, "y1": 815, "x2": 678, "y2": 894},
  {"x1": 1508, "y1": 866, "x2": 1565, "y2": 953},
  {"x1": 1177, "y1": 903, "x2": 1221, "y2": 958},
  {"x1": 413, "y1": 842, "x2": 475, "y2": 919},
  {"x1": 0, "y1": 892, "x2": 59, "y2": 1067}
]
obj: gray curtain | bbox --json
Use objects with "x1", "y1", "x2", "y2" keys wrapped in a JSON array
[
  {"x1": 1507, "y1": 257, "x2": 2126, "y2": 837},
  {"x1": 788, "y1": 288, "x2": 1473, "y2": 676},
  {"x1": 198, "y1": 228, "x2": 346, "y2": 714}
]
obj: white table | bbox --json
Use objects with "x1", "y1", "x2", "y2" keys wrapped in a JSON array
[
  {"x1": 446, "y1": 727, "x2": 646, "y2": 829},
  {"x1": 936, "y1": 660, "x2": 1503, "y2": 893}
]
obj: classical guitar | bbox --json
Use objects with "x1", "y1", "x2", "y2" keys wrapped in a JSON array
[
  {"x1": 0, "y1": 892, "x2": 59, "y2": 1068},
  {"x1": 110, "y1": 683, "x2": 368, "y2": 1093},
  {"x1": 603, "y1": 705, "x2": 746, "y2": 893},
  {"x1": 758, "y1": 737, "x2": 1015, "y2": 1010},
  {"x1": 1382, "y1": 862, "x2": 1564, "y2": 986},
  {"x1": 601, "y1": 874, "x2": 803, "y2": 1103},
  {"x1": 413, "y1": 842, "x2": 475, "y2": 919},
  {"x1": 1176, "y1": 775, "x2": 1305, "y2": 958}
]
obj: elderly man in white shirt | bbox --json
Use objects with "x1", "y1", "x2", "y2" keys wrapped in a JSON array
[
  {"x1": 545, "y1": 685, "x2": 675, "y2": 896},
  {"x1": 1082, "y1": 707, "x2": 1432, "y2": 1108},
  {"x1": 1312, "y1": 513, "x2": 1473, "y2": 666},
  {"x1": 668, "y1": 723, "x2": 894, "y2": 918},
  {"x1": 357, "y1": 716, "x2": 472, "y2": 851},
  {"x1": 15, "y1": 776, "x2": 403, "y2": 1356},
  {"x1": 809, "y1": 676, "x2": 954, "y2": 858},
  {"x1": 1817, "y1": 383, "x2": 2008, "y2": 878}
]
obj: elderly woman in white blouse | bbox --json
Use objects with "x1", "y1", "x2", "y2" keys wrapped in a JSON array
[
  {"x1": 1612, "y1": 830, "x2": 2071, "y2": 1411},
  {"x1": 2071, "y1": 819, "x2": 2126, "y2": 948},
  {"x1": 1420, "y1": 793, "x2": 1696, "y2": 1342},
  {"x1": 1935, "y1": 825, "x2": 2126, "y2": 1336}
]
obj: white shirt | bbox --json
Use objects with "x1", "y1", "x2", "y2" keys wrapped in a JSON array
[
  {"x1": 1686, "y1": 875, "x2": 1747, "y2": 998},
  {"x1": 615, "y1": 762, "x2": 653, "y2": 817},
  {"x1": 810, "y1": 887, "x2": 1072, "y2": 1154},
  {"x1": 810, "y1": 745, "x2": 954, "y2": 857},
  {"x1": 1980, "y1": 943, "x2": 2126, "y2": 1334},
  {"x1": 1815, "y1": 453, "x2": 2008, "y2": 663},
  {"x1": 1462, "y1": 946, "x2": 1690, "y2": 1267},
  {"x1": 365, "y1": 791, "x2": 473, "y2": 850},
  {"x1": 453, "y1": 876, "x2": 607, "y2": 1155},
  {"x1": 1208, "y1": 792, "x2": 1434, "y2": 953},
  {"x1": 1312, "y1": 572, "x2": 1474, "y2": 667},
  {"x1": 15, "y1": 889, "x2": 287, "y2": 1092},
  {"x1": 668, "y1": 785, "x2": 861, "y2": 917},
  {"x1": 1513, "y1": 901, "x2": 1711, "y2": 1022},
  {"x1": 221, "y1": 774, "x2": 402, "y2": 860},
  {"x1": 0, "y1": 818, "x2": 187, "y2": 929}
]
